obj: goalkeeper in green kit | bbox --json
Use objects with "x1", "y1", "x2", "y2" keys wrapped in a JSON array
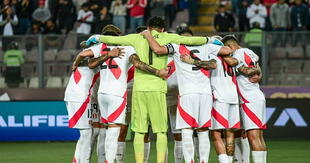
[{"x1": 85, "y1": 16, "x2": 217, "y2": 163}]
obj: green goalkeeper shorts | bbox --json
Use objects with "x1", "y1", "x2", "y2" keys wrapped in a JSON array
[{"x1": 131, "y1": 91, "x2": 168, "y2": 133}]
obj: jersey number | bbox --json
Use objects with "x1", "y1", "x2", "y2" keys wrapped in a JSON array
[
  {"x1": 100, "y1": 47, "x2": 119, "y2": 69},
  {"x1": 189, "y1": 49, "x2": 201, "y2": 71}
]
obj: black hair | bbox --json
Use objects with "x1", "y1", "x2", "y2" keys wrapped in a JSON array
[
  {"x1": 136, "y1": 26, "x2": 147, "y2": 33},
  {"x1": 176, "y1": 23, "x2": 193, "y2": 35},
  {"x1": 221, "y1": 35, "x2": 238, "y2": 44},
  {"x1": 147, "y1": 16, "x2": 165, "y2": 29},
  {"x1": 81, "y1": 2, "x2": 90, "y2": 8},
  {"x1": 102, "y1": 30, "x2": 120, "y2": 36},
  {"x1": 8, "y1": 41, "x2": 18, "y2": 50}
]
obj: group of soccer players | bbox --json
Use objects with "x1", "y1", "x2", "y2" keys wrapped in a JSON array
[{"x1": 64, "y1": 16, "x2": 267, "y2": 163}]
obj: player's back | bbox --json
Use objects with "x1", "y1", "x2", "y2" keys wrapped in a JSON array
[
  {"x1": 211, "y1": 55, "x2": 239, "y2": 104},
  {"x1": 171, "y1": 44, "x2": 213, "y2": 96},
  {"x1": 64, "y1": 62, "x2": 99, "y2": 102},
  {"x1": 89, "y1": 43, "x2": 136, "y2": 97},
  {"x1": 233, "y1": 48, "x2": 265, "y2": 102}
]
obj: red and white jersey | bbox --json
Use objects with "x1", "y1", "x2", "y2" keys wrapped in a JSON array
[
  {"x1": 210, "y1": 55, "x2": 239, "y2": 104},
  {"x1": 167, "y1": 43, "x2": 220, "y2": 96},
  {"x1": 64, "y1": 66, "x2": 99, "y2": 102},
  {"x1": 232, "y1": 48, "x2": 265, "y2": 102},
  {"x1": 167, "y1": 55, "x2": 178, "y2": 88},
  {"x1": 88, "y1": 43, "x2": 136, "y2": 97}
]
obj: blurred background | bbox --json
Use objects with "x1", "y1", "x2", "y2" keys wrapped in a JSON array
[{"x1": 0, "y1": 0, "x2": 309, "y2": 162}]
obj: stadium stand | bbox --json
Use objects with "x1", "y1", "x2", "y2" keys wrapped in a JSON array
[
  {"x1": 28, "y1": 77, "x2": 39, "y2": 88},
  {"x1": 46, "y1": 77, "x2": 62, "y2": 88}
]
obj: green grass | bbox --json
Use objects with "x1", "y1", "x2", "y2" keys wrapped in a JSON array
[{"x1": 0, "y1": 140, "x2": 309, "y2": 163}]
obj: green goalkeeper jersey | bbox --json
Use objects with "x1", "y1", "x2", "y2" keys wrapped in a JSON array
[{"x1": 99, "y1": 30, "x2": 207, "y2": 92}]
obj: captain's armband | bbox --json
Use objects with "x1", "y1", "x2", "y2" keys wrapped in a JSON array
[{"x1": 165, "y1": 43, "x2": 175, "y2": 54}]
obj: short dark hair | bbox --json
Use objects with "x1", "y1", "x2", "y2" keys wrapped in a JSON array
[
  {"x1": 101, "y1": 24, "x2": 121, "y2": 36},
  {"x1": 221, "y1": 35, "x2": 238, "y2": 44},
  {"x1": 147, "y1": 16, "x2": 165, "y2": 29},
  {"x1": 176, "y1": 23, "x2": 193, "y2": 35},
  {"x1": 81, "y1": 2, "x2": 90, "y2": 8},
  {"x1": 136, "y1": 26, "x2": 147, "y2": 33},
  {"x1": 8, "y1": 41, "x2": 18, "y2": 50}
]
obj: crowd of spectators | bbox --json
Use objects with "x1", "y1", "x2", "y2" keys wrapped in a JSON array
[
  {"x1": 0, "y1": 0, "x2": 199, "y2": 36},
  {"x1": 215, "y1": 0, "x2": 310, "y2": 32}
]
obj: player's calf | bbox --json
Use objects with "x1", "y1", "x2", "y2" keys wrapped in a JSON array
[
  {"x1": 105, "y1": 124, "x2": 122, "y2": 163},
  {"x1": 211, "y1": 130, "x2": 229, "y2": 163},
  {"x1": 181, "y1": 129, "x2": 195, "y2": 163},
  {"x1": 173, "y1": 133, "x2": 183, "y2": 163},
  {"x1": 116, "y1": 124, "x2": 128, "y2": 163},
  {"x1": 196, "y1": 127, "x2": 211, "y2": 163}
]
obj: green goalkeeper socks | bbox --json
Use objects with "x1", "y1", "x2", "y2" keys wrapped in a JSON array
[
  {"x1": 156, "y1": 132, "x2": 167, "y2": 163},
  {"x1": 134, "y1": 132, "x2": 145, "y2": 163}
]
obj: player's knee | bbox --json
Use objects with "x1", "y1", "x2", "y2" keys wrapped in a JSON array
[
  {"x1": 211, "y1": 130, "x2": 222, "y2": 141},
  {"x1": 144, "y1": 132, "x2": 150, "y2": 143},
  {"x1": 118, "y1": 125, "x2": 128, "y2": 142},
  {"x1": 173, "y1": 133, "x2": 182, "y2": 141},
  {"x1": 196, "y1": 127, "x2": 208, "y2": 132}
]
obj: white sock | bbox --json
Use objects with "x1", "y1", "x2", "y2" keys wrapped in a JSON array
[
  {"x1": 233, "y1": 138, "x2": 242, "y2": 163},
  {"x1": 143, "y1": 142, "x2": 151, "y2": 163},
  {"x1": 174, "y1": 140, "x2": 183, "y2": 163},
  {"x1": 252, "y1": 151, "x2": 265, "y2": 163},
  {"x1": 218, "y1": 154, "x2": 229, "y2": 163},
  {"x1": 241, "y1": 138, "x2": 250, "y2": 163},
  {"x1": 76, "y1": 129, "x2": 92, "y2": 163},
  {"x1": 193, "y1": 136, "x2": 200, "y2": 161},
  {"x1": 182, "y1": 129, "x2": 194, "y2": 163},
  {"x1": 228, "y1": 155, "x2": 234, "y2": 163},
  {"x1": 105, "y1": 127, "x2": 121, "y2": 163},
  {"x1": 116, "y1": 142, "x2": 126, "y2": 163},
  {"x1": 97, "y1": 128, "x2": 106, "y2": 163},
  {"x1": 198, "y1": 131, "x2": 210, "y2": 163},
  {"x1": 263, "y1": 151, "x2": 267, "y2": 163}
]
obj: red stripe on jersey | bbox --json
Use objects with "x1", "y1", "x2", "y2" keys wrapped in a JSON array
[
  {"x1": 72, "y1": 157, "x2": 77, "y2": 163},
  {"x1": 179, "y1": 44, "x2": 191, "y2": 56},
  {"x1": 69, "y1": 72, "x2": 100, "y2": 128},
  {"x1": 100, "y1": 43, "x2": 109, "y2": 55},
  {"x1": 73, "y1": 68, "x2": 81, "y2": 84},
  {"x1": 242, "y1": 103, "x2": 265, "y2": 129},
  {"x1": 190, "y1": 160, "x2": 194, "y2": 163},
  {"x1": 101, "y1": 43, "x2": 122, "y2": 80},
  {"x1": 201, "y1": 119, "x2": 211, "y2": 128},
  {"x1": 101, "y1": 117, "x2": 108, "y2": 124},
  {"x1": 179, "y1": 45, "x2": 210, "y2": 78},
  {"x1": 127, "y1": 66, "x2": 135, "y2": 82},
  {"x1": 107, "y1": 91, "x2": 127, "y2": 122},
  {"x1": 231, "y1": 121, "x2": 240, "y2": 129},
  {"x1": 233, "y1": 75, "x2": 249, "y2": 103},
  {"x1": 167, "y1": 60, "x2": 176, "y2": 78},
  {"x1": 244, "y1": 52, "x2": 254, "y2": 68},
  {"x1": 211, "y1": 107, "x2": 229, "y2": 128},
  {"x1": 177, "y1": 97, "x2": 199, "y2": 128}
]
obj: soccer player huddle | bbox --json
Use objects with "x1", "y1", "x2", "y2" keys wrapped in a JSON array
[{"x1": 64, "y1": 16, "x2": 267, "y2": 163}]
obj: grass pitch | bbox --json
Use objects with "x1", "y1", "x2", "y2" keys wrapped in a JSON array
[{"x1": 0, "y1": 140, "x2": 309, "y2": 163}]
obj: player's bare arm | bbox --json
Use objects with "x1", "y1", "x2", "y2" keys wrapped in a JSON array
[
  {"x1": 223, "y1": 56, "x2": 239, "y2": 67},
  {"x1": 249, "y1": 64, "x2": 262, "y2": 83},
  {"x1": 180, "y1": 55, "x2": 217, "y2": 70},
  {"x1": 88, "y1": 48, "x2": 124, "y2": 69},
  {"x1": 218, "y1": 46, "x2": 234, "y2": 56},
  {"x1": 140, "y1": 30, "x2": 168, "y2": 55},
  {"x1": 238, "y1": 65, "x2": 261, "y2": 77},
  {"x1": 72, "y1": 49, "x2": 95, "y2": 71},
  {"x1": 129, "y1": 54, "x2": 168, "y2": 79}
]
